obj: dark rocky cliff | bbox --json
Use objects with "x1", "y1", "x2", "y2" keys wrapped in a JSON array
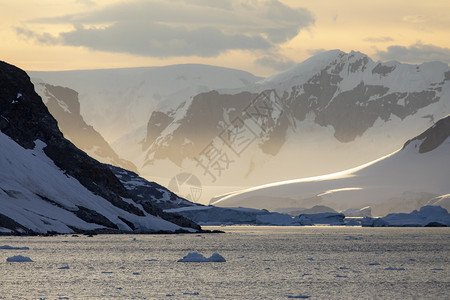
[{"x1": 0, "y1": 60, "x2": 200, "y2": 233}]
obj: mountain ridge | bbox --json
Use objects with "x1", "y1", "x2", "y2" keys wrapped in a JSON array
[
  {"x1": 136, "y1": 50, "x2": 449, "y2": 203},
  {"x1": 25, "y1": 51, "x2": 450, "y2": 204},
  {"x1": 211, "y1": 115, "x2": 450, "y2": 215},
  {"x1": 0, "y1": 60, "x2": 200, "y2": 234},
  {"x1": 33, "y1": 82, "x2": 138, "y2": 172}
]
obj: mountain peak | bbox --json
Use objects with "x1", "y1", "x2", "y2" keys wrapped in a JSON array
[
  {"x1": 260, "y1": 50, "x2": 374, "y2": 90},
  {"x1": 403, "y1": 115, "x2": 450, "y2": 153}
]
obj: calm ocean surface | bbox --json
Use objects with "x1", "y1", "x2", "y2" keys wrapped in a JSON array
[{"x1": 0, "y1": 226, "x2": 449, "y2": 299}]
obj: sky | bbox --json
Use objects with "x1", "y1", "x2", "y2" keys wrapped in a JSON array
[{"x1": 1, "y1": 0, "x2": 450, "y2": 77}]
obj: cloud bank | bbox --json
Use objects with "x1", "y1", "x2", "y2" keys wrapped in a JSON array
[
  {"x1": 377, "y1": 42, "x2": 450, "y2": 64},
  {"x1": 18, "y1": 0, "x2": 314, "y2": 58}
]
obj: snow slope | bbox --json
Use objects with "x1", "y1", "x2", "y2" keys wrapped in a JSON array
[
  {"x1": 138, "y1": 50, "x2": 450, "y2": 204},
  {"x1": 108, "y1": 165, "x2": 199, "y2": 210},
  {"x1": 211, "y1": 115, "x2": 450, "y2": 216},
  {"x1": 0, "y1": 60, "x2": 200, "y2": 234},
  {"x1": 28, "y1": 64, "x2": 262, "y2": 144},
  {"x1": 0, "y1": 132, "x2": 184, "y2": 234}
]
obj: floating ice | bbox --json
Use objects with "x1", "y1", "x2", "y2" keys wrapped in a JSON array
[
  {"x1": 58, "y1": 265, "x2": 70, "y2": 269},
  {"x1": 385, "y1": 267, "x2": 405, "y2": 271},
  {"x1": 362, "y1": 206, "x2": 450, "y2": 227},
  {"x1": 344, "y1": 236, "x2": 362, "y2": 241},
  {"x1": 6, "y1": 255, "x2": 33, "y2": 262},
  {"x1": 178, "y1": 252, "x2": 226, "y2": 262},
  {"x1": 286, "y1": 294, "x2": 310, "y2": 299},
  {"x1": 0, "y1": 245, "x2": 29, "y2": 250}
]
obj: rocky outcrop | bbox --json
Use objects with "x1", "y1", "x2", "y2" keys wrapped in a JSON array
[
  {"x1": 108, "y1": 165, "x2": 199, "y2": 210},
  {"x1": 35, "y1": 83, "x2": 137, "y2": 173},
  {"x1": 402, "y1": 115, "x2": 450, "y2": 153},
  {"x1": 0, "y1": 60, "x2": 200, "y2": 234}
]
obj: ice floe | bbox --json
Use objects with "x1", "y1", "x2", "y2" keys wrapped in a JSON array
[
  {"x1": 0, "y1": 245, "x2": 29, "y2": 250},
  {"x1": 385, "y1": 267, "x2": 405, "y2": 271},
  {"x1": 6, "y1": 255, "x2": 33, "y2": 262},
  {"x1": 58, "y1": 265, "x2": 70, "y2": 269},
  {"x1": 285, "y1": 294, "x2": 310, "y2": 299},
  {"x1": 178, "y1": 252, "x2": 226, "y2": 262}
]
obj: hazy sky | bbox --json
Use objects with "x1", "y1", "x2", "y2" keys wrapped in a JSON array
[{"x1": 2, "y1": 0, "x2": 449, "y2": 76}]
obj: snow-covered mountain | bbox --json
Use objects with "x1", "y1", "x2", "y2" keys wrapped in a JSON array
[
  {"x1": 139, "y1": 50, "x2": 449, "y2": 203},
  {"x1": 33, "y1": 82, "x2": 137, "y2": 172},
  {"x1": 28, "y1": 64, "x2": 262, "y2": 144},
  {"x1": 0, "y1": 60, "x2": 200, "y2": 234},
  {"x1": 108, "y1": 165, "x2": 200, "y2": 210},
  {"x1": 210, "y1": 115, "x2": 450, "y2": 216}
]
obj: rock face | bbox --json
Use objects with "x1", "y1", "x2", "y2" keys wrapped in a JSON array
[
  {"x1": 0, "y1": 60, "x2": 200, "y2": 234},
  {"x1": 402, "y1": 113, "x2": 450, "y2": 153},
  {"x1": 108, "y1": 165, "x2": 199, "y2": 210},
  {"x1": 33, "y1": 83, "x2": 137, "y2": 172},
  {"x1": 28, "y1": 64, "x2": 263, "y2": 144},
  {"x1": 211, "y1": 115, "x2": 450, "y2": 216},
  {"x1": 138, "y1": 50, "x2": 450, "y2": 203}
]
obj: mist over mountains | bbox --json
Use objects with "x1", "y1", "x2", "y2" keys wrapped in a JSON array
[
  {"x1": 28, "y1": 50, "x2": 449, "y2": 208},
  {"x1": 211, "y1": 115, "x2": 450, "y2": 216},
  {"x1": 33, "y1": 82, "x2": 137, "y2": 172}
]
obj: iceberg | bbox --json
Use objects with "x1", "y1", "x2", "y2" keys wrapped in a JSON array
[
  {"x1": 6, "y1": 255, "x2": 33, "y2": 262},
  {"x1": 362, "y1": 206, "x2": 450, "y2": 227},
  {"x1": 178, "y1": 252, "x2": 226, "y2": 262},
  {"x1": 293, "y1": 213, "x2": 345, "y2": 225},
  {"x1": 166, "y1": 206, "x2": 295, "y2": 226}
]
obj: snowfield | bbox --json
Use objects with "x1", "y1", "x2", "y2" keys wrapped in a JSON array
[
  {"x1": 0, "y1": 131, "x2": 191, "y2": 234},
  {"x1": 211, "y1": 116, "x2": 450, "y2": 216}
]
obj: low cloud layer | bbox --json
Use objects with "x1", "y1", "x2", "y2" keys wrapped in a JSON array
[
  {"x1": 377, "y1": 42, "x2": 450, "y2": 64},
  {"x1": 17, "y1": 0, "x2": 314, "y2": 58},
  {"x1": 254, "y1": 54, "x2": 295, "y2": 71}
]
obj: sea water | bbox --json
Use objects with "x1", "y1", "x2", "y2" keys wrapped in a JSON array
[{"x1": 0, "y1": 226, "x2": 449, "y2": 299}]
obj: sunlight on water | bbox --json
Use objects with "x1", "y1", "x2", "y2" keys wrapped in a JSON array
[{"x1": 0, "y1": 226, "x2": 449, "y2": 299}]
